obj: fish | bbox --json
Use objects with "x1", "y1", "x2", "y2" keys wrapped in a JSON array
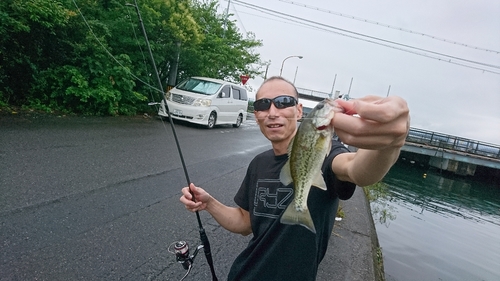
[{"x1": 279, "y1": 98, "x2": 342, "y2": 233}]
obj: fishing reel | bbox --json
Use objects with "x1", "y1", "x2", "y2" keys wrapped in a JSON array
[{"x1": 168, "y1": 241, "x2": 204, "y2": 280}]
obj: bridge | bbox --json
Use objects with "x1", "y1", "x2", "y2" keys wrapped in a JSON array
[
  {"x1": 297, "y1": 87, "x2": 338, "y2": 101},
  {"x1": 402, "y1": 128, "x2": 500, "y2": 178}
]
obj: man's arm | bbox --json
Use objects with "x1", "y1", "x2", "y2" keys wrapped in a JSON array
[
  {"x1": 180, "y1": 183, "x2": 252, "y2": 236},
  {"x1": 331, "y1": 95, "x2": 409, "y2": 186},
  {"x1": 332, "y1": 147, "x2": 401, "y2": 187}
]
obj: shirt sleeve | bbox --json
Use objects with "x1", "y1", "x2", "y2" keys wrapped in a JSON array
[
  {"x1": 234, "y1": 172, "x2": 250, "y2": 211},
  {"x1": 322, "y1": 140, "x2": 357, "y2": 200}
]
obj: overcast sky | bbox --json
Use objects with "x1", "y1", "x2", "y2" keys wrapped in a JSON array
[{"x1": 218, "y1": 0, "x2": 500, "y2": 144}]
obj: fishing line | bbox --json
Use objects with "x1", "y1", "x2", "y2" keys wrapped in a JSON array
[
  {"x1": 71, "y1": 0, "x2": 162, "y2": 94},
  {"x1": 124, "y1": 2, "x2": 218, "y2": 280},
  {"x1": 124, "y1": 4, "x2": 158, "y2": 110},
  {"x1": 72, "y1": 1, "x2": 218, "y2": 279}
]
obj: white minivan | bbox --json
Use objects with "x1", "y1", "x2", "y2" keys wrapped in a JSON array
[{"x1": 158, "y1": 77, "x2": 249, "y2": 129}]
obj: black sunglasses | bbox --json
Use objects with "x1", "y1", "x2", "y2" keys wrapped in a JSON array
[{"x1": 253, "y1": 95, "x2": 298, "y2": 111}]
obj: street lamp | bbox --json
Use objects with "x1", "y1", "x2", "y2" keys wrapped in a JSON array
[{"x1": 279, "y1": 55, "x2": 303, "y2": 76}]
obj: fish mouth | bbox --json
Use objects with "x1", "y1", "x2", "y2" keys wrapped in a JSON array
[{"x1": 313, "y1": 109, "x2": 336, "y2": 129}]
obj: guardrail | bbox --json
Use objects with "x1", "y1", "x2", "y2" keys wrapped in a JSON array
[{"x1": 406, "y1": 128, "x2": 500, "y2": 160}]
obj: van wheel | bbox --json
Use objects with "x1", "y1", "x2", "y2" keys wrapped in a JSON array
[
  {"x1": 207, "y1": 112, "x2": 216, "y2": 129},
  {"x1": 233, "y1": 114, "x2": 243, "y2": 128}
]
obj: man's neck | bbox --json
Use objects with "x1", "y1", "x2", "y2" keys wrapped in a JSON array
[{"x1": 271, "y1": 138, "x2": 293, "y2": 156}]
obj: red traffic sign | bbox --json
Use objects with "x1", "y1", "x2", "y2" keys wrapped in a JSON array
[{"x1": 240, "y1": 75, "x2": 250, "y2": 85}]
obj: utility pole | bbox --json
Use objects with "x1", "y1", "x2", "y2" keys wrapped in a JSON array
[
  {"x1": 264, "y1": 62, "x2": 270, "y2": 80},
  {"x1": 346, "y1": 77, "x2": 353, "y2": 100},
  {"x1": 330, "y1": 74, "x2": 337, "y2": 98},
  {"x1": 167, "y1": 41, "x2": 181, "y2": 90},
  {"x1": 223, "y1": 0, "x2": 231, "y2": 38}
]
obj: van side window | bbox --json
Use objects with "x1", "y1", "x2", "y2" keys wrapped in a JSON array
[
  {"x1": 232, "y1": 87, "x2": 248, "y2": 101},
  {"x1": 232, "y1": 88, "x2": 241, "y2": 100},
  {"x1": 219, "y1": 85, "x2": 231, "y2": 98},
  {"x1": 240, "y1": 88, "x2": 248, "y2": 101}
]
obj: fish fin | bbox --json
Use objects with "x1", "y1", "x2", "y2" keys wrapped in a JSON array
[
  {"x1": 311, "y1": 171, "x2": 327, "y2": 190},
  {"x1": 279, "y1": 160, "x2": 293, "y2": 186},
  {"x1": 280, "y1": 202, "x2": 316, "y2": 233}
]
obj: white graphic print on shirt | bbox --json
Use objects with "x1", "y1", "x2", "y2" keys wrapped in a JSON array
[{"x1": 253, "y1": 179, "x2": 293, "y2": 219}]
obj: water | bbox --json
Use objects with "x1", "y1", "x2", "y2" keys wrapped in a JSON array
[{"x1": 370, "y1": 161, "x2": 500, "y2": 281}]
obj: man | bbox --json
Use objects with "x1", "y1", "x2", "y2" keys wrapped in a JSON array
[{"x1": 180, "y1": 76, "x2": 409, "y2": 280}]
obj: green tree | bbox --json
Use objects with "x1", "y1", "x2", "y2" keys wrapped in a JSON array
[
  {"x1": 0, "y1": 0, "x2": 72, "y2": 104},
  {"x1": 181, "y1": 0, "x2": 263, "y2": 83},
  {"x1": 30, "y1": 0, "x2": 142, "y2": 115},
  {"x1": 0, "y1": 0, "x2": 263, "y2": 115}
]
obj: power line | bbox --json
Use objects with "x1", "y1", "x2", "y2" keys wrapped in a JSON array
[
  {"x1": 232, "y1": 0, "x2": 500, "y2": 69},
  {"x1": 228, "y1": 2, "x2": 248, "y2": 35},
  {"x1": 279, "y1": 0, "x2": 500, "y2": 54},
  {"x1": 234, "y1": 3, "x2": 500, "y2": 74},
  {"x1": 230, "y1": 0, "x2": 500, "y2": 74}
]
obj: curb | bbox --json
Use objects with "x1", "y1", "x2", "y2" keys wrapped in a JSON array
[{"x1": 317, "y1": 186, "x2": 384, "y2": 281}]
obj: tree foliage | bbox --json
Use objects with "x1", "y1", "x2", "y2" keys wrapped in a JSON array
[{"x1": 0, "y1": 0, "x2": 263, "y2": 115}]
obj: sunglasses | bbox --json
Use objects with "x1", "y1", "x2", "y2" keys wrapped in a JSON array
[{"x1": 253, "y1": 95, "x2": 298, "y2": 111}]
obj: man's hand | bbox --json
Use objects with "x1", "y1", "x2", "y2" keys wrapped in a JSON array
[
  {"x1": 180, "y1": 183, "x2": 211, "y2": 212},
  {"x1": 179, "y1": 183, "x2": 253, "y2": 235},
  {"x1": 332, "y1": 95, "x2": 410, "y2": 150}
]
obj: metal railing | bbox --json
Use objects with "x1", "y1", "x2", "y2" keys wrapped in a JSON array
[{"x1": 406, "y1": 128, "x2": 500, "y2": 160}]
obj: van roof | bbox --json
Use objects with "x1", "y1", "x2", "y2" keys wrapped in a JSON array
[{"x1": 191, "y1": 76, "x2": 240, "y2": 86}]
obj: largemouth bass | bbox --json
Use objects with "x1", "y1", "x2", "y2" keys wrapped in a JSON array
[{"x1": 279, "y1": 98, "x2": 342, "y2": 233}]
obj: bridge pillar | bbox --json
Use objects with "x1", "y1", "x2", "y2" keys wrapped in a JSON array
[{"x1": 429, "y1": 157, "x2": 477, "y2": 176}]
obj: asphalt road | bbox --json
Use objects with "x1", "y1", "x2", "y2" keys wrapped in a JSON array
[
  {"x1": 1, "y1": 113, "x2": 271, "y2": 281},
  {"x1": 0, "y1": 112, "x2": 379, "y2": 281}
]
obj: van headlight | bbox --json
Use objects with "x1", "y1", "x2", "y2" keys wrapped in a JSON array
[
  {"x1": 165, "y1": 91, "x2": 171, "y2": 100},
  {"x1": 193, "y1": 98, "x2": 211, "y2": 107}
]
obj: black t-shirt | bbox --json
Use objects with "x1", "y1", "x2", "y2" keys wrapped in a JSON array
[{"x1": 228, "y1": 140, "x2": 356, "y2": 281}]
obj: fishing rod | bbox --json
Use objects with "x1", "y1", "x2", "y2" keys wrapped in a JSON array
[{"x1": 125, "y1": 1, "x2": 218, "y2": 280}]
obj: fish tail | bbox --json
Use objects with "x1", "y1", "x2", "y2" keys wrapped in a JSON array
[{"x1": 280, "y1": 202, "x2": 316, "y2": 233}]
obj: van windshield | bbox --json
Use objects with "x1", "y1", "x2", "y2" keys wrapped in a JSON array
[{"x1": 176, "y1": 78, "x2": 222, "y2": 96}]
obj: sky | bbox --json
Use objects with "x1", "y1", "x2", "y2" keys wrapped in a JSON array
[{"x1": 217, "y1": 0, "x2": 500, "y2": 145}]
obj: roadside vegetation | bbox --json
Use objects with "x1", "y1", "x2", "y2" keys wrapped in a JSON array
[
  {"x1": 363, "y1": 182, "x2": 396, "y2": 226},
  {"x1": 0, "y1": 0, "x2": 263, "y2": 116},
  {"x1": 364, "y1": 182, "x2": 393, "y2": 281}
]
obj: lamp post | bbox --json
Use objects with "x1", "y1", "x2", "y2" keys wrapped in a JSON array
[
  {"x1": 264, "y1": 62, "x2": 270, "y2": 80},
  {"x1": 279, "y1": 55, "x2": 303, "y2": 76}
]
